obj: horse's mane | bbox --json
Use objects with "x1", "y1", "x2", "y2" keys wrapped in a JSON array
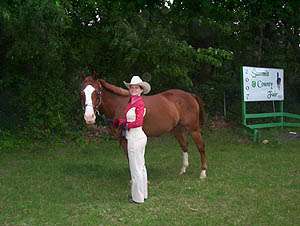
[{"x1": 99, "y1": 79, "x2": 129, "y2": 97}]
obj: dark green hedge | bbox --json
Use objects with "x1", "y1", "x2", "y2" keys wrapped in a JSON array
[{"x1": 0, "y1": 0, "x2": 299, "y2": 136}]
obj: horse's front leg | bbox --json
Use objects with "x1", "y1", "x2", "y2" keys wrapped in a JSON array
[
  {"x1": 108, "y1": 126, "x2": 128, "y2": 159},
  {"x1": 119, "y1": 138, "x2": 128, "y2": 160},
  {"x1": 119, "y1": 137, "x2": 133, "y2": 185}
]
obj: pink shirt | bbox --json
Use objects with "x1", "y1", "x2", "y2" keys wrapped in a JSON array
[{"x1": 119, "y1": 96, "x2": 145, "y2": 129}]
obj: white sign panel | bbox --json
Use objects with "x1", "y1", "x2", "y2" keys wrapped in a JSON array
[{"x1": 243, "y1": 66, "x2": 284, "y2": 102}]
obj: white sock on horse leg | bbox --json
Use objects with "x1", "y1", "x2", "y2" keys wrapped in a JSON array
[
  {"x1": 200, "y1": 170, "x2": 207, "y2": 179},
  {"x1": 179, "y1": 152, "x2": 189, "y2": 175},
  {"x1": 183, "y1": 152, "x2": 189, "y2": 167}
]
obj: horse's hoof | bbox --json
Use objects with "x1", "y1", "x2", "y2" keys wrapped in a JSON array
[
  {"x1": 200, "y1": 170, "x2": 207, "y2": 179},
  {"x1": 179, "y1": 168, "x2": 186, "y2": 175}
]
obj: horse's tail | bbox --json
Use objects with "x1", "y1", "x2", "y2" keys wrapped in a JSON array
[{"x1": 192, "y1": 94, "x2": 205, "y2": 127}]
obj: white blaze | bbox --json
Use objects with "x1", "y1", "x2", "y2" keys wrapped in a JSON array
[{"x1": 83, "y1": 85, "x2": 96, "y2": 123}]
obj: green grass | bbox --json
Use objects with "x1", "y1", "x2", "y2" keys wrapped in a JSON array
[{"x1": 0, "y1": 128, "x2": 299, "y2": 225}]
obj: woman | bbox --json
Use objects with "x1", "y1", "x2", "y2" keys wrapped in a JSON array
[{"x1": 113, "y1": 75, "x2": 151, "y2": 204}]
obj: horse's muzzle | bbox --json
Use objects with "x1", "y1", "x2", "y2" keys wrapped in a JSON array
[
  {"x1": 84, "y1": 115, "x2": 96, "y2": 124},
  {"x1": 84, "y1": 118, "x2": 96, "y2": 125},
  {"x1": 84, "y1": 108, "x2": 96, "y2": 124}
]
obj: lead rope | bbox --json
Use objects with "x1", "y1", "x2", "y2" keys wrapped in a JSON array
[{"x1": 99, "y1": 113, "x2": 113, "y2": 126}]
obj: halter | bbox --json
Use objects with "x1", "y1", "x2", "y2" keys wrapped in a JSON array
[
  {"x1": 82, "y1": 83, "x2": 103, "y2": 116},
  {"x1": 94, "y1": 88, "x2": 103, "y2": 115}
]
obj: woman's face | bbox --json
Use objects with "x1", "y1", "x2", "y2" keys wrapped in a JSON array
[{"x1": 129, "y1": 85, "x2": 143, "y2": 96}]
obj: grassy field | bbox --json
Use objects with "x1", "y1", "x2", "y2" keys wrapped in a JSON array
[{"x1": 0, "y1": 128, "x2": 299, "y2": 226}]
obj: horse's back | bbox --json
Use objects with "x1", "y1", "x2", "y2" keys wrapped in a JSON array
[{"x1": 143, "y1": 89, "x2": 203, "y2": 135}]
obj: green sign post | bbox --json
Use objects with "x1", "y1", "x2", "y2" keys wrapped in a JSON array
[{"x1": 241, "y1": 66, "x2": 300, "y2": 142}]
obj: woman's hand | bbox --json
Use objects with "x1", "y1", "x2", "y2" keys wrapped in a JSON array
[
  {"x1": 113, "y1": 118, "x2": 126, "y2": 128},
  {"x1": 113, "y1": 119, "x2": 120, "y2": 128}
]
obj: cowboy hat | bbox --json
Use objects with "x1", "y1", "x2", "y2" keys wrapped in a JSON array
[{"x1": 123, "y1": 76, "x2": 151, "y2": 94}]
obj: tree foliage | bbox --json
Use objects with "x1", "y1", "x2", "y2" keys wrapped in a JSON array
[{"x1": 0, "y1": 0, "x2": 299, "y2": 135}]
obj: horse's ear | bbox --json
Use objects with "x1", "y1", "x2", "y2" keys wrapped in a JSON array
[
  {"x1": 86, "y1": 64, "x2": 97, "y2": 80},
  {"x1": 97, "y1": 79, "x2": 102, "y2": 88},
  {"x1": 80, "y1": 71, "x2": 86, "y2": 81},
  {"x1": 90, "y1": 69, "x2": 96, "y2": 80}
]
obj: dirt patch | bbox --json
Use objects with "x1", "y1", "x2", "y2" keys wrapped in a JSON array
[
  {"x1": 83, "y1": 125, "x2": 110, "y2": 141},
  {"x1": 279, "y1": 131, "x2": 300, "y2": 140},
  {"x1": 209, "y1": 115, "x2": 233, "y2": 129}
]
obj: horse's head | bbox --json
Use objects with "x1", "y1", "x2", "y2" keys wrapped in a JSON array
[{"x1": 80, "y1": 74, "x2": 103, "y2": 125}]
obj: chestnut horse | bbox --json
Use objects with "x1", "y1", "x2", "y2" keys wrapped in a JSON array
[{"x1": 80, "y1": 74, "x2": 207, "y2": 178}]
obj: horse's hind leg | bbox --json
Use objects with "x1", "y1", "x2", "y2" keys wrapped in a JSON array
[
  {"x1": 191, "y1": 130, "x2": 207, "y2": 179},
  {"x1": 174, "y1": 129, "x2": 189, "y2": 175}
]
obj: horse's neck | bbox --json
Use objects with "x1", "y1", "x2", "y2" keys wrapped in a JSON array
[{"x1": 101, "y1": 89, "x2": 127, "y2": 118}]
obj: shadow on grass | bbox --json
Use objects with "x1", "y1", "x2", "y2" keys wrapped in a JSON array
[
  {"x1": 62, "y1": 162, "x2": 130, "y2": 182},
  {"x1": 61, "y1": 162, "x2": 176, "y2": 184}
]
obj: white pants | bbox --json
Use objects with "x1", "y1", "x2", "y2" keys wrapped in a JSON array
[{"x1": 127, "y1": 137, "x2": 148, "y2": 203}]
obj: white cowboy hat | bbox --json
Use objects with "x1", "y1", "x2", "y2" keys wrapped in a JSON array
[{"x1": 123, "y1": 76, "x2": 151, "y2": 94}]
